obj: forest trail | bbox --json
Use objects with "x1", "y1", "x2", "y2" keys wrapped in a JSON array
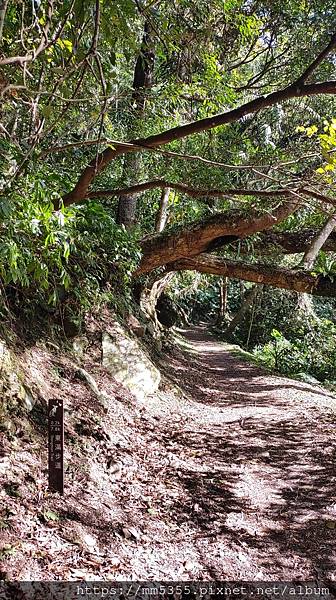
[
  {"x1": 2, "y1": 327, "x2": 336, "y2": 583},
  {"x1": 152, "y1": 326, "x2": 336, "y2": 580}
]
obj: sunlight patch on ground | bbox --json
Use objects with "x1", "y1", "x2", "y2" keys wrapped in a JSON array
[{"x1": 234, "y1": 463, "x2": 287, "y2": 508}]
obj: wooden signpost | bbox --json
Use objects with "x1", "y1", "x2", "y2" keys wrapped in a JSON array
[{"x1": 48, "y1": 398, "x2": 64, "y2": 494}]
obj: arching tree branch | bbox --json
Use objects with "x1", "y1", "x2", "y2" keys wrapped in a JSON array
[
  {"x1": 62, "y1": 32, "x2": 336, "y2": 206},
  {"x1": 43, "y1": 137, "x2": 328, "y2": 174},
  {"x1": 135, "y1": 199, "x2": 300, "y2": 275},
  {"x1": 85, "y1": 180, "x2": 336, "y2": 208},
  {"x1": 63, "y1": 80, "x2": 336, "y2": 205},
  {"x1": 86, "y1": 180, "x2": 288, "y2": 201}
]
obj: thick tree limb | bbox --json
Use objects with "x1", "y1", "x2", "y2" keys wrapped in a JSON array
[
  {"x1": 171, "y1": 255, "x2": 336, "y2": 297},
  {"x1": 135, "y1": 199, "x2": 300, "y2": 275},
  {"x1": 134, "y1": 82, "x2": 336, "y2": 147}
]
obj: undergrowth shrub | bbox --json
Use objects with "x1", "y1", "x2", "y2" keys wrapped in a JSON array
[
  {"x1": 253, "y1": 321, "x2": 336, "y2": 382},
  {"x1": 0, "y1": 174, "x2": 141, "y2": 322}
]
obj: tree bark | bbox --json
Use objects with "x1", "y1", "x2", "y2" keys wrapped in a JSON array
[
  {"x1": 171, "y1": 254, "x2": 336, "y2": 297},
  {"x1": 132, "y1": 21, "x2": 155, "y2": 111},
  {"x1": 155, "y1": 187, "x2": 170, "y2": 232},
  {"x1": 139, "y1": 187, "x2": 172, "y2": 334},
  {"x1": 87, "y1": 180, "x2": 289, "y2": 201},
  {"x1": 116, "y1": 154, "x2": 142, "y2": 228},
  {"x1": 139, "y1": 272, "x2": 175, "y2": 334},
  {"x1": 136, "y1": 199, "x2": 300, "y2": 274}
]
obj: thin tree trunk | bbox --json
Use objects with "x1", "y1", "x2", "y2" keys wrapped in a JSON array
[
  {"x1": 297, "y1": 212, "x2": 336, "y2": 313},
  {"x1": 239, "y1": 280, "x2": 245, "y2": 302},
  {"x1": 116, "y1": 21, "x2": 155, "y2": 228},
  {"x1": 224, "y1": 285, "x2": 258, "y2": 336},
  {"x1": 116, "y1": 154, "x2": 142, "y2": 228},
  {"x1": 155, "y1": 187, "x2": 170, "y2": 232},
  {"x1": 301, "y1": 213, "x2": 336, "y2": 269},
  {"x1": 0, "y1": 0, "x2": 8, "y2": 44},
  {"x1": 217, "y1": 277, "x2": 228, "y2": 324}
]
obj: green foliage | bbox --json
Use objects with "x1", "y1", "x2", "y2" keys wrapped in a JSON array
[
  {"x1": 311, "y1": 251, "x2": 336, "y2": 278},
  {"x1": 168, "y1": 272, "x2": 219, "y2": 323},
  {"x1": 254, "y1": 320, "x2": 336, "y2": 382},
  {"x1": 71, "y1": 201, "x2": 141, "y2": 308},
  {"x1": 0, "y1": 177, "x2": 140, "y2": 317}
]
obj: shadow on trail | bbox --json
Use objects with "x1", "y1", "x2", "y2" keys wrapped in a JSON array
[{"x1": 158, "y1": 326, "x2": 336, "y2": 579}]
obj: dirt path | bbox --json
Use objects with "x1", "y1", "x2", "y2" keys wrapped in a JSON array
[
  {"x1": 2, "y1": 325, "x2": 336, "y2": 583},
  {"x1": 149, "y1": 326, "x2": 336, "y2": 580}
]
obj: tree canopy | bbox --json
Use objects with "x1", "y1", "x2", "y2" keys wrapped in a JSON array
[{"x1": 0, "y1": 0, "x2": 336, "y2": 303}]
